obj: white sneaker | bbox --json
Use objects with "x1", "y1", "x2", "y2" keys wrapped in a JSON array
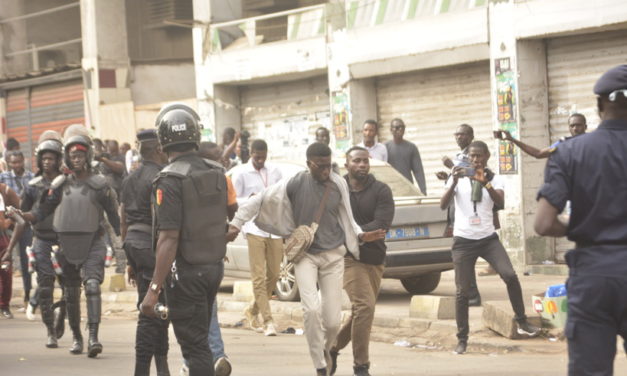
[
  {"x1": 26, "y1": 304, "x2": 36, "y2": 321},
  {"x1": 264, "y1": 322, "x2": 277, "y2": 337},
  {"x1": 214, "y1": 356, "x2": 232, "y2": 376}
]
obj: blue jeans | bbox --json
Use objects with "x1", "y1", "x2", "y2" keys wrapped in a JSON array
[{"x1": 208, "y1": 299, "x2": 225, "y2": 360}]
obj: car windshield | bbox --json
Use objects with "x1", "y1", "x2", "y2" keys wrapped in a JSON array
[{"x1": 339, "y1": 164, "x2": 423, "y2": 198}]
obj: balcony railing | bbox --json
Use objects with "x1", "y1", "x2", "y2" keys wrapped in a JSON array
[
  {"x1": 209, "y1": 4, "x2": 327, "y2": 52},
  {"x1": 0, "y1": 2, "x2": 82, "y2": 78},
  {"x1": 346, "y1": 0, "x2": 487, "y2": 29}
]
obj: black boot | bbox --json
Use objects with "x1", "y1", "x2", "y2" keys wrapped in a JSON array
[
  {"x1": 155, "y1": 355, "x2": 171, "y2": 376},
  {"x1": 65, "y1": 287, "x2": 83, "y2": 355},
  {"x1": 53, "y1": 300, "x2": 66, "y2": 339},
  {"x1": 353, "y1": 364, "x2": 371, "y2": 376},
  {"x1": 87, "y1": 323, "x2": 103, "y2": 358},
  {"x1": 39, "y1": 285, "x2": 58, "y2": 348},
  {"x1": 85, "y1": 279, "x2": 102, "y2": 358}
]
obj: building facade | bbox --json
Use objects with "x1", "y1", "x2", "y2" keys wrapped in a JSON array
[
  {"x1": 192, "y1": 0, "x2": 627, "y2": 271},
  {"x1": 0, "y1": 0, "x2": 198, "y2": 159}
]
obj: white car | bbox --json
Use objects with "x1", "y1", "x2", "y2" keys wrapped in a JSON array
[{"x1": 225, "y1": 160, "x2": 453, "y2": 301}]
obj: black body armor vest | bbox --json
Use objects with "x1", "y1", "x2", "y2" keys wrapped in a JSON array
[
  {"x1": 52, "y1": 174, "x2": 107, "y2": 264},
  {"x1": 155, "y1": 158, "x2": 228, "y2": 265}
]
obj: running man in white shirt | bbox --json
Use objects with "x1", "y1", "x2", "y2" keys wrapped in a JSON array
[{"x1": 232, "y1": 139, "x2": 283, "y2": 336}]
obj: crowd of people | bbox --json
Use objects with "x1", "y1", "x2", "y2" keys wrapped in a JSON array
[{"x1": 0, "y1": 64, "x2": 626, "y2": 376}]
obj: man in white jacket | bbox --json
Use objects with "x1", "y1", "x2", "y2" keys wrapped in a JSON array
[{"x1": 227, "y1": 142, "x2": 386, "y2": 376}]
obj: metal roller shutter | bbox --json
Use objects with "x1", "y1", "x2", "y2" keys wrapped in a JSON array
[
  {"x1": 5, "y1": 78, "x2": 84, "y2": 170},
  {"x1": 30, "y1": 80, "x2": 84, "y2": 143},
  {"x1": 547, "y1": 29, "x2": 627, "y2": 262},
  {"x1": 240, "y1": 76, "x2": 330, "y2": 161},
  {"x1": 547, "y1": 29, "x2": 627, "y2": 142},
  {"x1": 376, "y1": 61, "x2": 493, "y2": 196}
]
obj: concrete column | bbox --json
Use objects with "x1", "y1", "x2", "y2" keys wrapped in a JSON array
[
  {"x1": 488, "y1": 1, "x2": 526, "y2": 268},
  {"x1": 489, "y1": 1, "x2": 559, "y2": 271},
  {"x1": 193, "y1": 0, "x2": 244, "y2": 142},
  {"x1": 515, "y1": 40, "x2": 554, "y2": 266},
  {"x1": 327, "y1": 20, "x2": 375, "y2": 153},
  {"x1": 80, "y1": 0, "x2": 132, "y2": 136},
  {"x1": 213, "y1": 85, "x2": 241, "y2": 141},
  {"x1": 348, "y1": 78, "x2": 377, "y2": 144}
]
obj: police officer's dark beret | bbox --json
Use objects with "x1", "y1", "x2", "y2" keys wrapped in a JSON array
[
  {"x1": 136, "y1": 129, "x2": 158, "y2": 142},
  {"x1": 593, "y1": 64, "x2": 627, "y2": 95}
]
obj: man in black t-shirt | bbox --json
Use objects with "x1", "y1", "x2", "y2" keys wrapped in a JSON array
[{"x1": 329, "y1": 146, "x2": 394, "y2": 376}]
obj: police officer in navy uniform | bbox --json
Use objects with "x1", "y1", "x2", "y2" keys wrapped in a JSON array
[
  {"x1": 140, "y1": 104, "x2": 229, "y2": 376},
  {"x1": 535, "y1": 64, "x2": 627, "y2": 376},
  {"x1": 6, "y1": 131, "x2": 65, "y2": 348},
  {"x1": 26, "y1": 125, "x2": 121, "y2": 358},
  {"x1": 121, "y1": 129, "x2": 170, "y2": 375}
]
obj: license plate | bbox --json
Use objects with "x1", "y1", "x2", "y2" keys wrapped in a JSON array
[{"x1": 386, "y1": 226, "x2": 430, "y2": 240}]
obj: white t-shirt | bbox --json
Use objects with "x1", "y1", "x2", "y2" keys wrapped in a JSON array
[
  {"x1": 446, "y1": 175, "x2": 504, "y2": 240},
  {"x1": 358, "y1": 142, "x2": 388, "y2": 162},
  {"x1": 0, "y1": 192, "x2": 5, "y2": 212}
]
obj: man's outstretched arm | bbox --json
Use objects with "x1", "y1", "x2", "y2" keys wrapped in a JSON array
[{"x1": 503, "y1": 130, "x2": 552, "y2": 159}]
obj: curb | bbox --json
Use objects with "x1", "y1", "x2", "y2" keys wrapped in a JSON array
[{"x1": 9, "y1": 285, "x2": 566, "y2": 356}]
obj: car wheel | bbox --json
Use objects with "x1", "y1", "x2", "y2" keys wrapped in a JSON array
[
  {"x1": 275, "y1": 256, "x2": 300, "y2": 301},
  {"x1": 400, "y1": 272, "x2": 442, "y2": 295}
]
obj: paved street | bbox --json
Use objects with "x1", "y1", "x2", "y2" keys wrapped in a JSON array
[{"x1": 2, "y1": 316, "x2": 626, "y2": 376}]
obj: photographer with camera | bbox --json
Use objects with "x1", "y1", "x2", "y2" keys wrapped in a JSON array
[{"x1": 440, "y1": 140, "x2": 539, "y2": 355}]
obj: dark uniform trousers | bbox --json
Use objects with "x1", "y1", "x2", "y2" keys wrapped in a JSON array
[
  {"x1": 60, "y1": 235, "x2": 107, "y2": 287},
  {"x1": 165, "y1": 259, "x2": 223, "y2": 376},
  {"x1": 565, "y1": 248, "x2": 627, "y2": 376},
  {"x1": 32, "y1": 237, "x2": 62, "y2": 284},
  {"x1": 124, "y1": 241, "x2": 169, "y2": 368},
  {"x1": 32, "y1": 237, "x2": 65, "y2": 327}
]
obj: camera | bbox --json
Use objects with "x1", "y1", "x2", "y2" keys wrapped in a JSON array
[
  {"x1": 461, "y1": 167, "x2": 476, "y2": 177},
  {"x1": 455, "y1": 160, "x2": 475, "y2": 177}
]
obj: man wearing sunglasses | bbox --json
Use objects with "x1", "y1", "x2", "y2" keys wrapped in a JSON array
[
  {"x1": 227, "y1": 142, "x2": 386, "y2": 376},
  {"x1": 535, "y1": 64, "x2": 627, "y2": 376}
]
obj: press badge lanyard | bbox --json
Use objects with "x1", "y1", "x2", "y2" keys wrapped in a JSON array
[
  {"x1": 469, "y1": 179, "x2": 482, "y2": 226},
  {"x1": 469, "y1": 203, "x2": 481, "y2": 226}
]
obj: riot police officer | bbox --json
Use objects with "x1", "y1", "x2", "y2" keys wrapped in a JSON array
[
  {"x1": 535, "y1": 64, "x2": 627, "y2": 375},
  {"x1": 27, "y1": 125, "x2": 121, "y2": 358},
  {"x1": 140, "y1": 104, "x2": 228, "y2": 376},
  {"x1": 6, "y1": 131, "x2": 65, "y2": 348},
  {"x1": 121, "y1": 129, "x2": 170, "y2": 375}
]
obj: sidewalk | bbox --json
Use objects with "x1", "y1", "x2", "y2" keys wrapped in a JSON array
[{"x1": 8, "y1": 266, "x2": 569, "y2": 355}]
